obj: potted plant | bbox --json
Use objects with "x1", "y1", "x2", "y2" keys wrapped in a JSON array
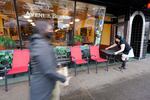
[
  {"x1": 0, "y1": 36, "x2": 16, "y2": 50},
  {"x1": 54, "y1": 46, "x2": 71, "y2": 65},
  {"x1": 0, "y1": 36, "x2": 15, "y2": 70},
  {"x1": 54, "y1": 46, "x2": 70, "y2": 58},
  {"x1": 74, "y1": 35, "x2": 82, "y2": 45},
  {"x1": 0, "y1": 51, "x2": 13, "y2": 69}
]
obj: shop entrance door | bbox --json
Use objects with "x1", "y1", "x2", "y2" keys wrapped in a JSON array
[
  {"x1": 147, "y1": 30, "x2": 150, "y2": 53},
  {"x1": 131, "y1": 15, "x2": 143, "y2": 58},
  {"x1": 144, "y1": 22, "x2": 150, "y2": 54}
]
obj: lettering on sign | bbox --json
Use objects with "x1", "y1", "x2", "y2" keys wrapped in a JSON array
[{"x1": 25, "y1": 11, "x2": 58, "y2": 18}]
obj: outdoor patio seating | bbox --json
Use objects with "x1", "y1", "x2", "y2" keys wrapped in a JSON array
[
  {"x1": 4, "y1": 49, "x2": 30, "y2": 91},
  {"x1": 70, "y1": 46, "x2": 89, "y2": 76},
  {"x1": 90, "y1": 46, "x2": 108, "y2": 72}
]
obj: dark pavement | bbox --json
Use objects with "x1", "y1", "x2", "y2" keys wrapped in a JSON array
[
  {"x1": 61, "y1": 57, "x2": 150, "y2": 100},
  {"x1": 90, "y1": 73, "x2": 150, "y2": 100},
  {"x1": 61, "y1": 73, "x2": 150, "y2": 100},
  {"x1": 1, "y1": 57, "x2": 150, "y2": 100}
]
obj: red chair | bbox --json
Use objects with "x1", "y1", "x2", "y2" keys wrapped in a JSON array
[
  {"x1": 90, "y1": 46, "x2": 108, "y2": 73},
  {"x1": 4, "y1": 49, "x2": 30, "y2": 91},
  {"x1": 70, "y1": 46, "x2": 89, "y2": 76}
]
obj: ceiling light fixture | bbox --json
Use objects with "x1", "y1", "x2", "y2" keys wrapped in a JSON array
[
  {"x1": 31, "y1": 22, "x2": 36, "y2": 26},
  {"x1": 27, "y1": 19, "x2": 33, "y2": 22},
  {"x1": 75, "y1": 19, "x2": 80, "y2": 22},
  {"x1": 69, "y1": 22, "x2": 73, "y2": 24},
  {"x1": 23, "y1": 15, "x2": 30, "y2": 19}
]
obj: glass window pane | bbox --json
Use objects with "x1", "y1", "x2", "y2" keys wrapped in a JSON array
[
  {"x1": 75, "y1": 2, "x2": 106, "y2": 45},
  {"x1": 0, "y1": 0, "x2": 18, "y2": 50},
  {"x1": 17, "y1": 0, "x2": 74, "y2": 47}
]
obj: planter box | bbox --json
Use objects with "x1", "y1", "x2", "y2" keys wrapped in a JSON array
[{"x1": 74, "y1": 42, "x2": 82, "y2": 46}]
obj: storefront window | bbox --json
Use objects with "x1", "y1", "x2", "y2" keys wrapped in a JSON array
[
  {"x1": 75, "y1": 2, "x2": 106, "y2": 45},
  {"x1": 17, "y1": 0, "x2": 75, "y2": 47},
  {"x1": 0, "y1": 0, "x2": 106, "y2": 48},
  {"x1": 0, "y1": 0, "x2": 18, "y2": 49}
]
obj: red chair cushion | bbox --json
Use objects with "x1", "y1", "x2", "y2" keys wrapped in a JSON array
[
  {"x1": 7, "y1": 49, "x2": 30, "y2": 75},
  {"x1": 70, "y1": 46, "x2": 82, "y2": 61},
  {"x1": 7, "y1": 66, "x2": 28, "y2": 75},
  {"x1": 90, "y1": 46, "x2": 107, "y2": 62},
  {"x1": 92, "y1": 58, "x2": 107, "y2": 62},
  {"x1": 90, "y1": 46, "x2": 100, "y2": 60},
  {"x1": 73, "y1": 59, "x2": 87, "y2": 64}
]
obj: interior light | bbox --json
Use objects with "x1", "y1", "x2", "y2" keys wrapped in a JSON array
[
  {"x1": 55, "y1": 29, "x2": 60, "y2": 32},
  {"x1": 58, "y1": 20, "x2": 63, "y2": 23},
  {"x1": 27, "y1": 19, "x2": 33, "y2": 22},
  {"x1": 69, "y1": 22, "x2": 73, "y2": 24},
  {"x1": 59, "y1": 15, "x2": 71, "y2": 19},
  {"x1": 65, "y1": 24, "x2": 70, "y2": 27},
  {"x1": 75, "y1": 19, "x2": 80, "y2": 22},
  {"x1": 31, "y1": 22, "x2": 36, "y2": 26},
  {"x1": 87, "y1": 14, "x2": 91, "y2": 17},
  {"x1": 147, "y1": 2, "x2": 150, "y2": 9},
  {"x1": 23, "y1": 15, "x2": 30, "y2": 19}
]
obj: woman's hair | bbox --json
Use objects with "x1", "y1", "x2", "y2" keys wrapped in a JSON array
[{"x1": 115, "y1": 34, "x2": 122, "y2": 40}]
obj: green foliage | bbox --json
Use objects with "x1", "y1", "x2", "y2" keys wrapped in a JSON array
[
  {"x1": 74, "y1": 35, "x2": 82, "y2": 43},
  {"x1": 0, "y1": 36, "x2": 16, "y2": 49},
  {"x1": 54, "y1": 46, "x2": 70, "y2": 58},
  {"x1": 0, "y1": 51, "x2": 13, "y2": 69}
]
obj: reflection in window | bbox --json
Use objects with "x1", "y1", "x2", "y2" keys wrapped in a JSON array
[
  {"x1": 0, "y1": 0, "x2": 18, "y2": 49},
  {"x1": 1, "y1": 0, "x2": 106, "y2": 48},
  {"x1": 75, "y1": 2, "x2": 106, "y2": 45},
  {"x1": 17, "y1": 0, "x2": 74, "y2": 46}
]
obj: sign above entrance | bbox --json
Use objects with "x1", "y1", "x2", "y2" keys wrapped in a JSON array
[
  {"x1": 24, "y1": 11, "x2": 58, "y2": 19},
  {"x1": 147, "y1": 2, "x2": 150, "y2": 9}
]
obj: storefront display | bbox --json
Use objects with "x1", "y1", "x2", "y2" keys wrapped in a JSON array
[
  {"x1": 0, "y1": 0, "x2": 106, "y2": 49},
  {"x1": 75, "y1": 2, "x2": 106, "y2": 45}
]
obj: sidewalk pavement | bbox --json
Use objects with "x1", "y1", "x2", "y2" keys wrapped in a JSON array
[
  {"x1": 0, "y1": 57, "x2": 150, "y2": 100},
  {"x1": 60, "y1": 57, "x2": 150, "y2": 100}
]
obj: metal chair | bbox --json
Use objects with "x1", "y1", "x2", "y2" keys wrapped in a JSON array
[
  {"x1": 90, "y1": 46, "x2": 108, "y2": 73},
  {"x1": 70, "y1": 46, "x2": 89, "y2": 76},
  {"x1": 4, "y1": 49, "x2": 30, "y2": 91}
]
